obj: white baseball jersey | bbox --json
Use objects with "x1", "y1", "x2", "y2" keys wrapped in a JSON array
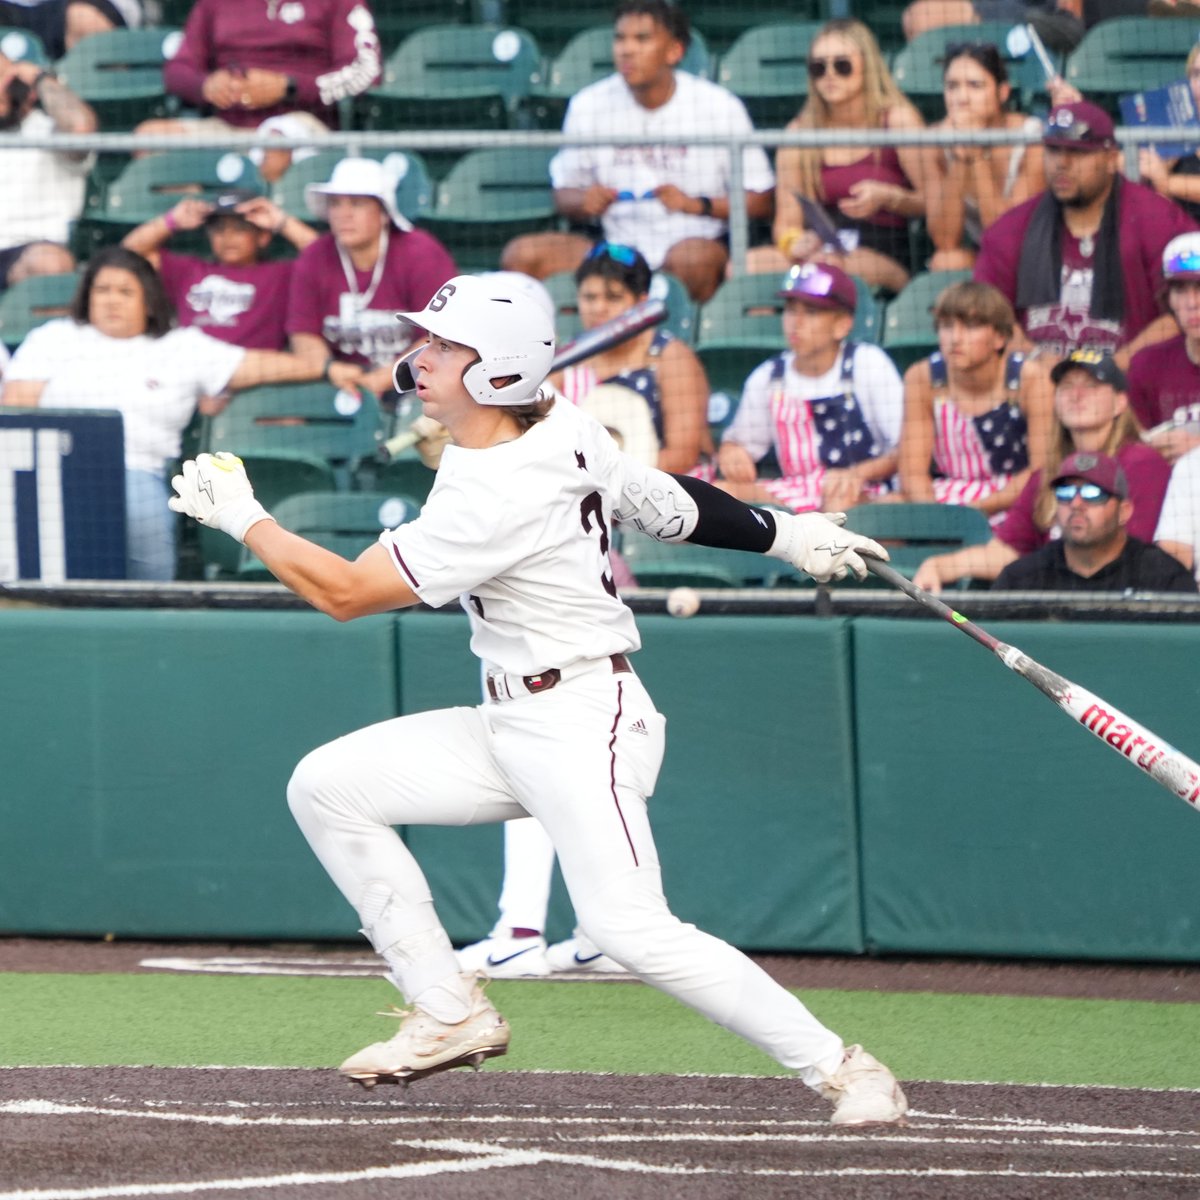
[
  {"x1": 379, "y1": 397, "x2": 640, "y2": 675},
  {"x1": 550, "y1": 72, "x2": 775, "y2": 269}
]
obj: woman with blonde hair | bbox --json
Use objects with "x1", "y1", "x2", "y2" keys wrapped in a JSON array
[
  {"x1": 911, "y1": 348, "x2": 1172, "y2": 592},
  {"x1": 1137, "y1": 43, "x2": 1200, "y2": 225},
  {"x1": 758, "y1": 19, "x2": 925, "y2": 295}
]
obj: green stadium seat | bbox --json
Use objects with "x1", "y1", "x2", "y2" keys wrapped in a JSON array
[
  {"x1": 371, "y1": 0, "x2": 474, "y2": 54},
  {"x1": 0, "y1": 26, "x2": 49, "y2": 65},
  {"x1": 689, "y1": 1, "x2": 822, "y2": 57},
  {"x1": 272, "y1": 149, "x2": 433, "y2": 228},
  {"x1": 525, "y1": 24, "x2": 712, "y2": 128},
  {"x1": 55, "y1": 27, "x2": 184, "y2": 130},
  {"x1": 235, "y1": 490, "x2": 422, "y2": 580},
  {"x1": 715, "y1": 22, "x2": 824, "y2": 128},
  {"x1": 503, "y1": 0, "x2": 621, "y2": 58},
  {"x1": 891, "y1": 22, "x2": 1061, "y2": 121},
  {"x1": 72, "y1": 149, "x2": 264, "y2": 257},
  {"x1": 880, "y1": 268, "x2": 972, "y2": 371},
  {"x1": 0, "y1": 272, "x2": 77, "y2": 351},
  {"x1": 838, "y1": 501, "x2": 994, "y2": 585},
  {"x1": 421, "y1": 146, "x2": 559, "y2": 273},
  {"x1": 1063, "y1": 17, "x2": 1200, "y2": 118}
]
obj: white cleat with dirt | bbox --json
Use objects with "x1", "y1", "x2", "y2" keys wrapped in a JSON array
[
  {"x1": 821, "y1": 1044, "x2": 908, "y2": 1126},
  {"x1": 339, "y1": 974, "x2": 511, "y2": 1089}
]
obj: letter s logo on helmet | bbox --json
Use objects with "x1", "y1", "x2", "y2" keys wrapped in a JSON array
[{"x1": 428, "y1": 283, "x2": 457, "y2": 312}]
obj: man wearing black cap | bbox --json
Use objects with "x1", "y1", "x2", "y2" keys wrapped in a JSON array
[
  {"x1": 123, "y1": 190, "x2": 317, "y2": 352},
  {"x1": 992, "y1": 449, "x2": 1196, "y2": 591},
  {"x1": 975, "y1": 100, "x2": 1198, "y2": 370}
]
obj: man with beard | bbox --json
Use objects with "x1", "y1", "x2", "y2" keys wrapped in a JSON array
[{"x1": 974, "y1": 101, "x2": 1196, "y2": 371}]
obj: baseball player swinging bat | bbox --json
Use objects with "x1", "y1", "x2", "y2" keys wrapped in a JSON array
[
  {"x1": 867, "y1": 558, "x2": 1200, "y2": 812},
  {"x1": 377, "y1": 297, "x2": 668, "y2": 462}
]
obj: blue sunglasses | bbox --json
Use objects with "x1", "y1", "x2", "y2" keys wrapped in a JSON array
[
  {"x1": 585, "y1": 242, "x2": 641, "y2": 268},
  {"x1": 1054, "y1": 482, "x2": 1114, "y2": 504}
]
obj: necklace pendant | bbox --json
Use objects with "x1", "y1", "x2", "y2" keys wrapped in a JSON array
[{"x1": 1080, "y1": 234, "x2": 1095, "y2": 259}]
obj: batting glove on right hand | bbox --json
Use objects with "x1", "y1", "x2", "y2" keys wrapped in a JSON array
[
  {"x1": 767, "y1": 510, "x2": 888, "y2": 583},
  {"x1": 168, "y1": 452, "x2": 274, "y2": 544}
]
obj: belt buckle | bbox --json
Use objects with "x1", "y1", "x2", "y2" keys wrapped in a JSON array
[{"x1": 523, "y1": 670, "x2": 560, "y2": 694}]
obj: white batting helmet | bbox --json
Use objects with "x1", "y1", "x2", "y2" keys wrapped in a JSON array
[{"x1": 394, "y1": 275, "x2": 556, "y2": 406}]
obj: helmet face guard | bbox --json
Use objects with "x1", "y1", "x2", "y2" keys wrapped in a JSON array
[{"x1": 394, "y1": 276, "x2": 555, "y2": 406}]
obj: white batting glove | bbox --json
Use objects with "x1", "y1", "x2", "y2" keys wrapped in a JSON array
[
  {"x1": 766, "y1": 510, "x2": 888, "y2": 583},
  {"x1": 168, "y1": 452, "x2": 274, "y2": 544}
]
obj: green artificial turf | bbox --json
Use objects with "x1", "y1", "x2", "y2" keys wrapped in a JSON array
[{"x1": 3, "y1": 973, "x2": 1200, "y2": 1090}]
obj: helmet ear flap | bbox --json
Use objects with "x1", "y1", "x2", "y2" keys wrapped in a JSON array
[{"x1": 392, "y1": 344, "x2": 421, "y2": 393}]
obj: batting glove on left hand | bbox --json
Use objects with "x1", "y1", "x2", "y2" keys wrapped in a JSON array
[
  {"x1": 767, "y1": 510, "x2": 888, "y2": 583},
  {"x1": 168, "y1": 452, "x2": 274, "y2": 544}
]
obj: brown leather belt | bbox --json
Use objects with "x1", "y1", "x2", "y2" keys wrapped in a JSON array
[{"x1": 486, "y1": 653, "x2": 632, "y2": 702}]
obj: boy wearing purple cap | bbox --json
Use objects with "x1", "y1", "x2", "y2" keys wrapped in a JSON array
[
  {"x1": 974, "y1": 101, "x2": 1198, "y2": 370},
  {"x1": 992, "y1": 450, "x2": 1197, "y2": 591},
  {"x1": 716, "y1": 262, "x2": 903, "y2": 512}
]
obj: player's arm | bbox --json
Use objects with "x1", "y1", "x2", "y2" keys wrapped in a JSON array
[{"x1": 170, "y1": 452, "x2": 418, "y2": 620}]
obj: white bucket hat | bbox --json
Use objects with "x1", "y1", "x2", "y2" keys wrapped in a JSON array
[{"x1": 305, "y1": 157, "x2": 413, "y2": 232}]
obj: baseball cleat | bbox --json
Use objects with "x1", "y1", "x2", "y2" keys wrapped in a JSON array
[
  {"x1": 454, "y1": 932, "x2": 551, "y2": 978},
  {"x1": 820, "y1": 1044, "x2": 908, "y2": 1127},
  {"x1": 339, "y1": 973, "x2": 511, "y2": 1089},
  {"x1": 545, "y1": 934, "x2": 626, "y2": 974}
]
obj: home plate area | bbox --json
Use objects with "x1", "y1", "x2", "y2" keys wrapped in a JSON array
[{"x1": 3, "y1": 1069, "x2": 1199, "y2": 1200}]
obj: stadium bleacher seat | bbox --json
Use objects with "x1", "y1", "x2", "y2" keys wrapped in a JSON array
[
  {"x1": 689, "y1": 1, "x2": 822, "y2": 57},
  {"x1": 0, "y1": 26, "x2": 48, "y2": 65},
  {"x1": 715, "y1": 22, "x2": 824, "y2": 128},
  {"x1": 891, "y1": 22, "x2": 1061, "y2": 121},
  {"x1": 503, "y1": 0, "x2": 621, "y2": 57},
  {"x1": 0, "y1": 272, "x2": 77, "y2": 351},
  {"x1": 880, "y1": 268, "x2": 971, "y2": 370},
  {"x1": 55, "y1": 27, "x2": 183, "y2": 130},
  {"x1": 371, "y1": 0, "x2": 475, "y2": 54},
  {"x1": 272, "y1": 149, "x2": 433, "y2": 228},
  {"x1": 421, "y1": 146, "x2": 558, "y2": 273},
  {"x1": 1063, "y1": 17, "x2": 1200, "y2": 118},
  {"x1": 235, "y1": 490, "x2": 422, "y2": 580}
]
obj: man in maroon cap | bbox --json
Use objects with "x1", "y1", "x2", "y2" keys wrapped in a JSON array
[
  {"x1": 974, "y1": 100, "x2": 1198, "y2": 371},
  {"x1": 992, "y1": 449, "x2": 1197, "y2": 590},
  {"x1": 716, "y1": 262, "x2": 904, "y2": 512}
]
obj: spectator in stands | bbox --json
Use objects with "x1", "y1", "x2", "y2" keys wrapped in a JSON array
[
  {"x1": 500, "y1": 0, "x2": 773, "y2": 304},
  {"x1": 0, "y1": 49, "x2": 96, "y2": 292},
  {"x1": 1136, "y1": 43, "x2": 1200, "y2": 225},
  {"x1": 1127, "y1": 233, "x2": 1200, "y2": 463},
  {"x1": 142, "y1": 0, "x2": 381, "y2": 137},
  {"x1": 974, "y1": 101, "x2": 1198, "y2": 369},
  {"x1": 902, "y1": 0, "x2": 1083, "y2": 53},
  {"x1": 286, "y1": 157, "x2": 456, "y2": 400},
  {"x1": 992, "y1": 451, "x2": 1197, "y2": 590},
  {"x1": 552, "y1": 243, "x2": 712, "y2": 474},
  {"x1": 759, "y1": 19, "x2": 925, "y2": 296},
  {"x1": 0, "y1": 0, "x2": 142, "y2": 61},
  {"x1": 923, "y1": 42, "x2": 1046, "y2": 272},
  {"x1": 246, "y1": 112, "x2": 325, "y2": 187},
  {"x1": 1155, "y1": 445, "x2": 1200, "y2": 581},
  {"x1": 913, "y1": 348, "x2": 1172, "y2": 590},
  {"x1": 898, "y1": 280, "x2": 1053, "y2": 516},
  {"x1": 122, "y1": 189, "x2": 316, "y2": 351},
  {"x1": 716, "y1": 262, "x2": 904, "y2": 513},
  {"x1": 0, "y1": 246, "x2": 333, "y2": 581}
]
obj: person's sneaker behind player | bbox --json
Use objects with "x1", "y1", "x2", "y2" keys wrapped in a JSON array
[
  {"x1": 819, "y1": 1044, "x2": 908, "y2": 1126},
  {"x1": 545, "y1": 931, "x2": 627, "y2": 974},
  {"x1": 455, "y1": 931, "x2": 551, "y2": 978}
]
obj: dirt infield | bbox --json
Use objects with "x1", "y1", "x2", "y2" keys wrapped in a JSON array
[{"x1": 3, "y1": 1066, "x2": 1199, "y2": 1199}]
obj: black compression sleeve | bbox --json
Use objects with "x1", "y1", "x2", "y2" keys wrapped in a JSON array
[{"x1": 672, "y1": 474, "x2": 777, "y2": 552}]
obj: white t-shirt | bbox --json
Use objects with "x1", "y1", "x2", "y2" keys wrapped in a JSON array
[
  {"x1": 1153, "y1": 445, "x2": 1200, "y2": 582},
  {"x1": 380, "y1": 397, "x2": 641, "y2": 676},
  {"x1": 0, "y1": 110, "x2": 92, "y2": 250},
  {"x1": 550, "y1": 71, "x2": 774, "y2": 269},
  {"x1": 723, "y1": 343, "x2": 904, "y2": 463},
  {"x1": 6, "y1": 319, "x2": 244, "y2": 472}
]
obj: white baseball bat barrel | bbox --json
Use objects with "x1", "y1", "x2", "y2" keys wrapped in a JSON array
[
  {"x1": 866, "y1": 557, "x2": 1200, "y2": 811},
  {"x1": 376, "y1": 298, "x2": 669, "y2": 462}
]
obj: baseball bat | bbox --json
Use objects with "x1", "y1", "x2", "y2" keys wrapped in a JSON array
[
  {"x1": 866, "y1": 557, "x2": 1200, "y2": 812},
  {"x1": 376, "y1": 298, "x2": 668, "y2": 461}
]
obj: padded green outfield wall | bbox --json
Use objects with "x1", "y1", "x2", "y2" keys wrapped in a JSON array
[{"x1": 2, "y1": 607, "x2": 1200, "y2": 961}]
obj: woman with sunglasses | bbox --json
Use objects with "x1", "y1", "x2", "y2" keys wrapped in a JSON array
[
  {"x1": 1137, "y1": 44, "x2": 1200, "y2": 226},
  {"x1": 553, "y1": 243, "x2": 713, "y2": 474},
  {"x1": 912, "y1": 348, "x2": 1172, "y2": 592},
  {"x1": 923, "y1": 43, "x2": 1045, "y2": 272},
  {"x1": 761, "y1": 20, "x2": 925, "y2": 296}
]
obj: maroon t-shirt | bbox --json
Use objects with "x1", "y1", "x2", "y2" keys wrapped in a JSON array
[
  {"x1": 286, "y1": 230, "x2": 456, "y2": 367},
  {"x1": 975, "y1": 180, "x2": 1198, "y2": 356},
  {"x1": 158, "y1": 251, "x2": 292, "y2": 350},
  {"x1": 994, "y1": 441, "x2": 1172, "y2": 553},
  {"x1": 1127, "y1": 335, "x2": 1200, "y2": 431}
]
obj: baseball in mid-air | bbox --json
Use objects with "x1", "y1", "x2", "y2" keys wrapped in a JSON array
[{"x1": 666, "y1": 586, "x2": 701, "y2": 618}]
